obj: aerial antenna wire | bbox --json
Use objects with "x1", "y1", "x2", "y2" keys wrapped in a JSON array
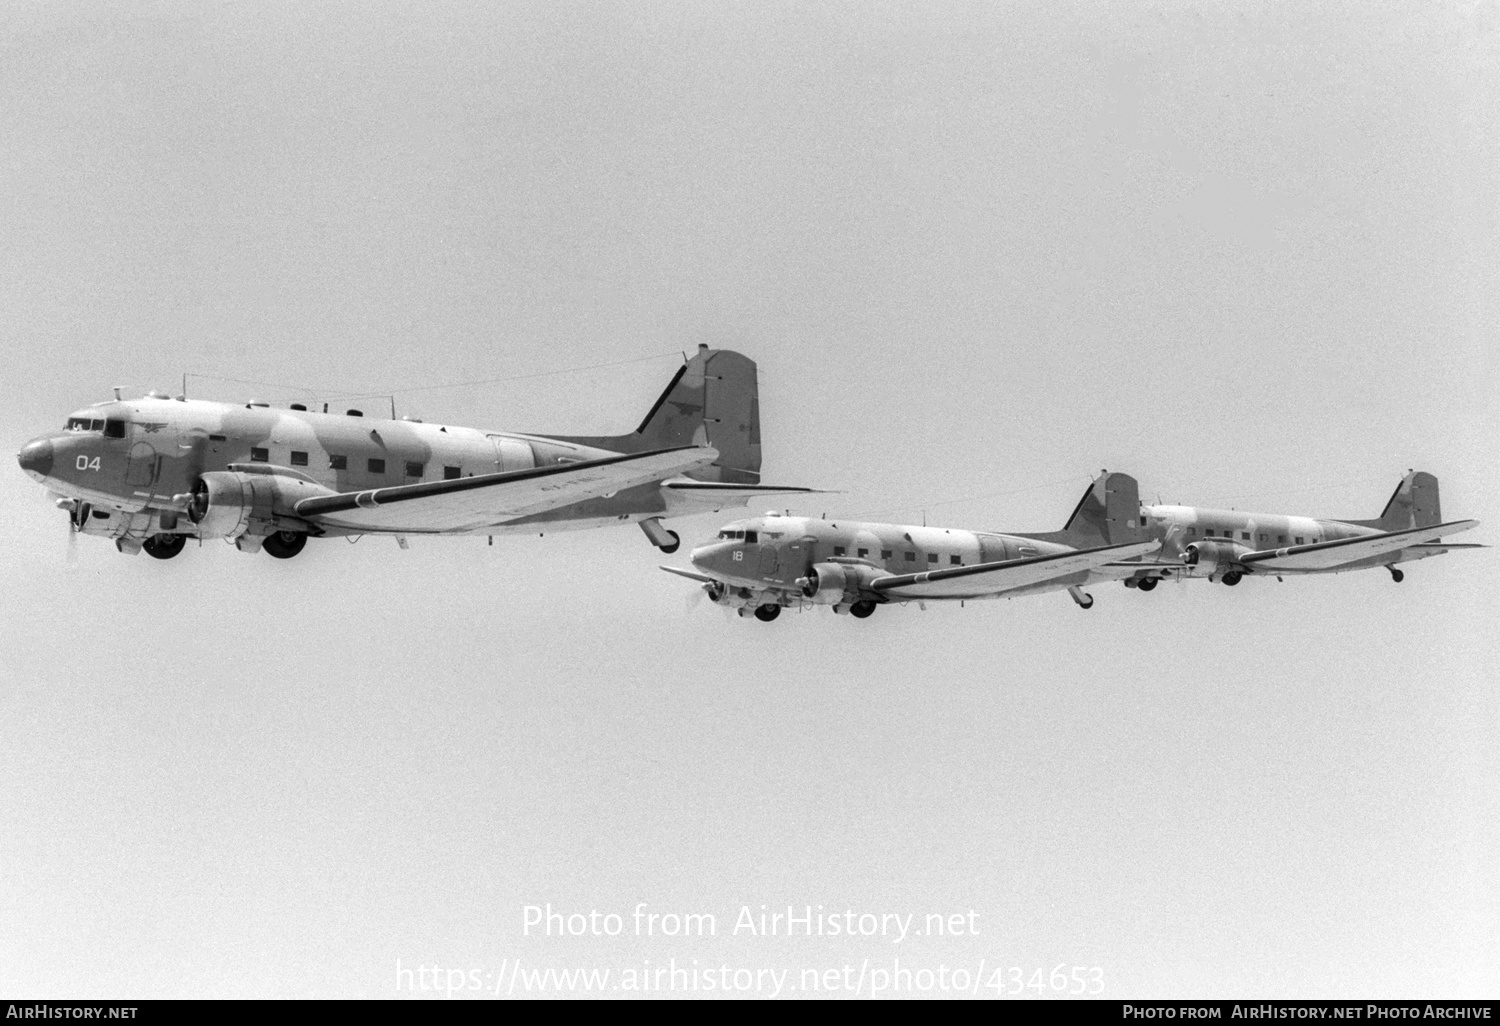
[{"x1": 181, "y1": 349, "x2": 683, "y2": 407}]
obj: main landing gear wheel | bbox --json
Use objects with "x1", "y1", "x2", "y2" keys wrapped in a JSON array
[
  {"x1": 849, "y1": 600, "x2": 877, "y2": 619},
  {"x1": 1389, "y1": 567, "x2": 1404, "y2": 583},
  {"x1": 262, "y1": 530, "x2": 308, "y2": 559},
  {"x1": 657, "y1": 531, "x2": 681, "y2": 554},
  {"x1": 1067, "y1": 586, "x2": 1094, "y2": 609},
  {"x1": 753, "y1": 604, "x2": 781, "y2": 622},
  {"x1": 142, "y1": 534, "x2": 186, "y2": 560},
  {"x1": 1135, "y1": 577, "x2": 1158, "y2": 592},
  {"x1": 1221, "y1": 571, "x2": 1242, "y2": 586}
]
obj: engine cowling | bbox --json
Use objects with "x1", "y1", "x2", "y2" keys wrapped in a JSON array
[
  {"x1": 187, "y1": 469, "x2": 330, "y2": 540},
  {"x1": 797, "y1": 562, "x2": 887, "y2": 605},
  {"x1": 1182, "y1": 539, "x2": 1252, "y2": 569}
]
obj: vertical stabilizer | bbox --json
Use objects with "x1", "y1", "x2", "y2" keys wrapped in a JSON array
[
  {"x1": 1020, "y1": 471, "x2": 1146, "y2": 546},
  {"x1": 545, "y1": 345, "x2": 762, "y2": 483},
  {"x1": 1346, "y1": 471, "x2": 1441, "y2": 531}
]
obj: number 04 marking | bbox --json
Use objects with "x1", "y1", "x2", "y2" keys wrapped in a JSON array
[{"x1": 75, "y1": 455, "x2": 101, "y2": 471}]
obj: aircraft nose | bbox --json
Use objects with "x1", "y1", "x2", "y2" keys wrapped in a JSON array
[{"x1": 17, "y1": 438, "x2": 53, "y2": 480}]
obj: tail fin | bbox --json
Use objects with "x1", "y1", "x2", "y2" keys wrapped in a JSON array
[
  {"x1": 547, "y1": 345, "x2": 762, "y2": 483},
  {"x1": 1019, "y1": 471, "x2": 1146, "y2": 546},
  {"x1": 1345, "y1": 471, "x2": 1441, "y2": 531}
]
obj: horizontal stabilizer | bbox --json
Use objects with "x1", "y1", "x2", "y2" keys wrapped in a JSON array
[
  {"x1": 297, "y1": 446, "x2": 718, "y2": 533},
  {"x1": 1238, "y1": 520, "x2": 1479, "y2": 571},
  {"x1": 874, "y1": 540, "x2": 1160, "y2": 600}
]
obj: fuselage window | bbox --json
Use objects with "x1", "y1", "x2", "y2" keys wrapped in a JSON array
[
  {"x1": 857, "y1": 548, "x2": 868, "y2": 558},
  {"x1": 1187, "y1": 527, "x2": 1197, "y2": 537},
  {"x1": 928, "y1": 553, "x2": 938, "y2": 563},
  {"x1": 330, "y1": 454, "x2": 347, "y2": 470},
  {"x1": 444, "y1": 466, "x2": 461, "y2": 480},
  {"x1": 290, "y1": 451, "x2": 308, "y2": 467},
  {"x1": 1295, "y1": 537, "x2": 1304, "y2": 545},
  {"x1": 904, "y1": 552, "x2": 916, "y2": 562},
  {"x1": 406, "y1": 461, "x2": 424, "y2": 478},
  {"x1": 1241, "y1": 532, "x2": 1250, "y2": 541},
  {"x1": 951, "y1": 555, "x2": 962, "y2": 565},
  {"x1": 1278, "y1": 535, "x2": 1286, "y2": 544},
  {"x1": 368, "y1": 458, "x2": 385, "y2": 474},
  {"x1": 833, "y1": 546, "x2": 845, "y2": 556},
  {"x1": 1259, "y1": 534, "x2": 1267, "y2": 542},
  {"x1": 250, "y1": 447, "x2": 269, "y2": 462},
  {"x1": 881, "y1": 549, "x2": 892, "y2": 558}
]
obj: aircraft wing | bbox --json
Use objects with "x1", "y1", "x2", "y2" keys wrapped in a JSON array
[
  {"x1": 296, "y1": 446, "x2": 718, "y2": 533},
  {"x1": 659, "y1": 565, "x2": 719, "y2": 585},
  {"x1": 872, "y1": 541, "x2": 1161, "y2": 600},
  {"x1": 662, "y1": 479, "x2": 834, "y2": 512},
  {"x1": 1237, "y1": 520, "x2": 1480, "y2": 571}
]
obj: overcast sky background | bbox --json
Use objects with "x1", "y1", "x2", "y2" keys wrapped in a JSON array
[{"x1": 2, "y1": 0, "x2": 1496, "y2": 999}]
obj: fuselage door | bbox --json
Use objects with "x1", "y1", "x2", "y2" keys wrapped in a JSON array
[{"x1": 125, "y1": 441, "x2": 160, "y2": 488}]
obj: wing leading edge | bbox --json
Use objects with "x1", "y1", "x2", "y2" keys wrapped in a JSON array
[
  {"x1": 297, "y1": 446, "x2": 718, "y2": 533},
  {"x1": 873, "y1": 540, "x2": 1161, "y2": 600},
  {"x1": 1238, "y1": 520, "x2": 1479, "y2": 571}
]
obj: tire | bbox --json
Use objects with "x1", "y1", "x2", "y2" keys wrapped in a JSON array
[
  {"x1": 1136, "y1": 577, "x2": 1158, "y2": 592},
  {"x1": 849, "y1": 600, "x2": 876, "y2": 618},
  {"x1": 143, "y1": 534, "x2": 186, "y2": 560},
  {"x1": 753, "y1": 604, "x2": 780, "y2": 622},
  {"x1": 658, "y1": 530, "x2": 681, "y2": 554},
  {"x1": 262, "y1": 530, "x2": 308, "y2": 559},
  {"x1": 1222, "y1": 571, "x2": 1242, "y2": 586},
  {"x1": 1390, "y1": 567, "x2": 1404, "y2": 583}
]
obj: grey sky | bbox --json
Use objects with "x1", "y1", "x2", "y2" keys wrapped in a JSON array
[{"x1": 2, "y1": 0, "x2": 1495, "y2": 998}]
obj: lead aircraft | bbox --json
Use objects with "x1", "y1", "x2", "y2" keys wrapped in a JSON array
[
  {"x1": 668, "y1": 470, "x2": 1481, "y2": 622},
  {"x1": 16, "y1": 346, "x2": 818, "y2": 559}
]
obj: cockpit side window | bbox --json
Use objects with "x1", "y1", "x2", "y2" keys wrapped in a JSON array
[
  {"x1": 104, "y1": 419, "x2": 126, "y2": 438},
  {"x1": 744, "y1": 530, "x2": 758, "y2": 544}
]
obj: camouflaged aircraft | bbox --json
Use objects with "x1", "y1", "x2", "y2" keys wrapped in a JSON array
[
  {"x1": 16, "y1": 345, "x2": 819, "y2": 559},
  {"x1": 1117, "y1": 470, "x2": 1482, "y2": 590},
  {"x1": 666, "y1": 470, "x2": 1482, "y2": 622},
  {"x1": 664, "y1": 471, "x2": 1166, "y2": 620}
]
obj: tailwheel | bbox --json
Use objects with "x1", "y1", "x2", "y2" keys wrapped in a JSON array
[
  {"x1": 1389, "y1": 566, "x2": 1404, "y2": 583},
  {"x1": 849, "y1": 600, "x2": 877, "y2": 619},
  {"x1": 1221, "y1": 571, "x2": 1242, "y2": 586},
  {"x1": 262, "y1": 530, "x2": 308, "y2": 559},
  {"x1": 1136, "y1": 577, "x2": 1158, "y2": 592},
  {"x1": 142, "y1": 534, "x2": 186, "y2": 560},
  {"x1": 753, "y1": 604, "x2": 781, "y2": 622}
]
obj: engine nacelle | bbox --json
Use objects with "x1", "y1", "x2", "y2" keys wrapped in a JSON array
[
  {"x1": 797, "y1": 561, "x2": 887, "y2": 605},
  {"x1": 1182, "y1": 539, "x2": 1252, "y2": 569},
  {"x1": 187, "y1": 469, "x2": 331, "y2": 540}
]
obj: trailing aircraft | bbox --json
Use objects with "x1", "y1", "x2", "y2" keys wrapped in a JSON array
[
  {"x1": 1117, "y1": 470, "x2": 1481, "y2": 590},
  {"x1": 664, "y1": 471, "x2": 1165, "y2": 620},
  {"x1": 16, "y1": 345, "x2": 818, "y2": 559},
  {"x1": 667, "y1": 470, "x2": 1482, "y2": 622}
]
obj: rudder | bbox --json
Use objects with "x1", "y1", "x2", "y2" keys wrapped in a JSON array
[{"x1": 1351, "y1": 471, "x2": 1441, "y2": 531}]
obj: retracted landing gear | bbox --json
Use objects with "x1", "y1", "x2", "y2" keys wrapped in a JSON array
[
  {"x1": 849, "y1": 600, "x2": 877, "y2": 618},
  {"x1": 1068, "y1": 586, "x2": 1094, "y2": 610},
  {"x1": 1389, "y1": 566, "x2": 1404, "y2": 583},
  {"x1": 263, "y1": 530, "x2": 308, "y2": 559},
  {"x1": 143, "y1": 534, "x2": 187, "y2": 560},
  {"x1": 1221, "y1": 571, "x2": 1243, "y2": 586},
  {"x1": 753, "y1": 604, "x2": 781, "y2": 622},
  {"x1": 639, "y1": 517, "x2": 681, "y2": 554},
  {"x1": 1135, "y1": 577, "x2": 1158, "y2": 592}
]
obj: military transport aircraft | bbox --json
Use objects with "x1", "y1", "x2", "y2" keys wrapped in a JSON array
[
  {"x1": 666, "y1": 470, "x2": 1481, "y2": 622},
  {"x1": 16, "y1": 345, "x2": 818, "y2": 559},
  {"x1": 1116, "y1": 470, "x2": 1481, "y2": 591},
  {"x1": 664, "y1": 471, "x2": 1166, "y2": 620}
]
